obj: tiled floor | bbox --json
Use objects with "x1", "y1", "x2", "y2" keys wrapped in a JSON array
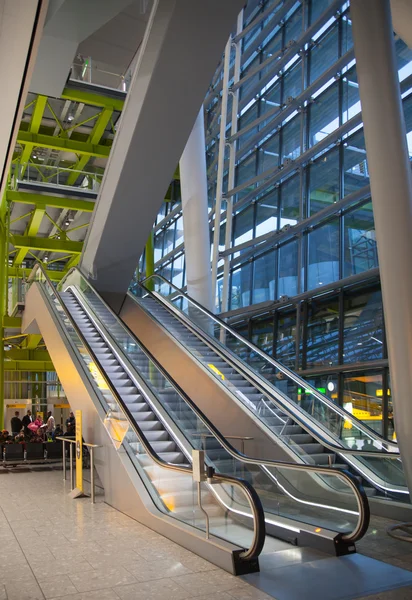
[
  {"x1": 0, "y1": 469, "x2": 274, "y2": 600},
  {"x1": 0, "y1": 468, "x2": 411, "y2": 600}
]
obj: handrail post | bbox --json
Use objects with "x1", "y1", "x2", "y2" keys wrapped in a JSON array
[
  {"x1": 62, "y1": 439, "x2": 66, "y2": 480},
  {"x1": 90, "y1": 446, "x2": 95, "y2": 504},
  {"x1": 69, "y1": 442, "x2": 74, "y2": 490}
]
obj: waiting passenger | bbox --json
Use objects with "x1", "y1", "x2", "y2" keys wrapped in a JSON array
[
  {"x1": 11, "y1": 411, "x2": 22, "y2": 436},
  {"x1": 45, "y1": 411, "x2": 56, "y2": 439},
  {"x1": 66, "y1": 412, "x2": 75, "y2": 435},
  {"x1": 22, "y1": 410, "x2": 33, "y2": 435}
]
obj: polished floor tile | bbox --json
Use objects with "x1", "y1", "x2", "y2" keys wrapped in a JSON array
[{"x1": 1, "y1": 469, "x2": 412, "y2": 600}]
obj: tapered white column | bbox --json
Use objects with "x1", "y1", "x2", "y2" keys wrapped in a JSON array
[
  {"x1": 351, "y1": 0, "x2": 412, "y2": 493},
  {"x1": 180, "y1": 109, "x2": 214, "y2": 312}
]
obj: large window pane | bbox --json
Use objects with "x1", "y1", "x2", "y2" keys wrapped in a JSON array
[
  {"x1": 256, "y1": 189, "x2": 279, "y2": 236},
  {"x1": 282, "y1": 114, "x2": 301, "y2": 161},
  {"x1": 308, "y1": 148, "x2": 340, "y2": 216},
  {"x1": 253, "y1": 250, "x2": 276, "y2": 303},
  {"x1": 283, "y1": 60, "x2": 302, "y2": 101},
  {"x1": 275, "y1": 309, "x2": 297, "y2": 368},
  {"x1": 252, "y1": 317, "x2": 274, "y2": 356},
  {"x1": 233, "y1": 204, "x2": 255, "y2": 247},
  {"x1": 342, "y1": 65, "x2": 360, "y2": 123},
  {"x1": 309, "y1": 82, "x2": 339, "y2": 147},
  {"x1": 280, "y1": 174, "x2": 300, "y2": 227},
  {"x1": 278, "y1": 239, "x2": 298, "y2": 297},
  {"x1": 259, "y1": 132, "x2": 280, "y2": 173},
  {"x1": 344, "y1": 202, "x2": 378, "y2": 277},
  {"x1": 343, "y1": 287, "x2": 384, "y2": 363},
  {"x1": 343, "y1": 129, "x2": 369, "y2": 195},
  {"x1": 307, "y1": 218, "x2": 340, "y2": 290},
  {"x1": 306, "y1": 295, "x2": 340, "y2": 368},
  {"x1": 309, "y1": 24, "x2": 339, "y2": 84},
  {"x1": 230, "y1": 263, "x2": 252, "y2": 310}
]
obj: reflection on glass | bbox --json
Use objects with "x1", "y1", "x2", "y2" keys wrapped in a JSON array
[
  {"x1": 343, "y1": 371, "x2": 383, "y2": 438},
  {"x1": 343, "y1": 202, "x2": 378, "y2": 277},
  {"x1": 306, "y1": 295, "x2": 340, "y2": 368},
  {"x1": 307, "y1": 218, "x2": 340, "y2": 290},
  {"x1": 343, "y1": 287, "x2": 383, "y2": 363}
]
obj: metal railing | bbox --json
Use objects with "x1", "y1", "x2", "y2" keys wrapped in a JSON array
[
  {"x1": 11, "y1": 162, "x2": 101, "y2": 191},
  {"x1": 56, "y1": 436, "x2": 101, "y2": 503},
  {"x1": 59, "y1": 266, "x2": 371, "y2": 544}
]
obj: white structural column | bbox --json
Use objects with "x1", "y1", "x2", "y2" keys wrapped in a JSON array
[
  {"x1": 351, "y1": 0, "x2": 412, "y2": 492},
  {"x1": 180, "y1": 109, "x2": 214, "y2": 312},
  {"x1": 211, "y1": 38, "x2": 231, "y2": 310},
  {"x1": 221, "y1": 10, "x2": 243, "y2": 314}
]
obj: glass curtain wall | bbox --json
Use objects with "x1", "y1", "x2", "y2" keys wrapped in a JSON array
[{"x1": 134, "y1": 0, "x2": 412, "y2": 440}]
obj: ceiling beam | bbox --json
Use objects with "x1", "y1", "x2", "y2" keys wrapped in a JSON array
[
  {"x1": 6, "y1": 190, "x2": 96, "y2": 212},
  {"x1": 17, "y1": 131, "x2": 111, "y2": 159},
  {"x1": 6, "y1": 349, "x2": 51, "y2": 361},
  {"x1": 61, "y1": 87, "x2": 124, "y2": 112},
  {"x1": 12, "y1": 235, "x2": 83, "y2": 254},
  {"x1": 4, "y1": 360, "x2": 54, "y2": 371}
]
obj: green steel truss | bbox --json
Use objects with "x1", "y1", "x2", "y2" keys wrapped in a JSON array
[{"x1": 0, "y1": 85, "x2": 179, "y2": 425}]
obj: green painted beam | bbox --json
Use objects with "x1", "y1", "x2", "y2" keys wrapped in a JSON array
[
  {"x1": 61, "y1": 87, "x2": 124, "y2": 112},
  {"x1": 6, "y1": 349, "x2": 51, "y2": 361},
  {"x1": 12, "y1": 235, "x2": 83, "y2": 254},
  {"x1": 14, "y1": 206, "x2": 48, "y2": 266},
  {"x1": 3, "y1": 316, "x2": 22, "y2": 328},
  {"x1": 17, "y1": 131, "x2": 111, "y2": 159},
  {"x1": 8, "y1": 267, "x2": 65, "y2": 282},
  {"x1": 22, "y1": 334, "x2": 43, "y2": 350},
  {"x1": 19, "y1": 95, "x2": 48, "y2": 171},
  {"x1": 64, "y1": 255, "x2": 80, "y2": 271},
  {"x1": 27, "y1": 207, "x2": 46, "y2": 237},
  {"x1": 66, "y1": 107, "x2": 113, "y2": 186},
  {"x1": 6, "y1": 191, "x2": 96, "y2": 212},
  {"x1": 4, "y1": 360, "x2": 54, "y2": 372}
]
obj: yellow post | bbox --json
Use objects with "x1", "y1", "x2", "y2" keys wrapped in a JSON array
[
  {"x1": 75, "y1": 409, "x2": 83, "y2": 492},
  {"x1": 70, "y1": 409, "x2": 86, "y2": 498}
]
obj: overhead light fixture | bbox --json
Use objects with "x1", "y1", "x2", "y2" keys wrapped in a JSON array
[
  {"x1": 67, "y1": 114, "x2": 74, "y2": 122},
  {"x1": 4, "y1": 344, "x2": 12, "y2": 351},
  {"x1": 33, "y1": 154, "x2": 37, "y2": 159},
  {"x1": 327, "y1": 381, "x2": 335, "y2": 392},
  {"x1": 65, "y1": 219, "x2": 70, "y2": 226},
  {"x1": 44, "y1": 256, "x2": 48, "y2": 263}
]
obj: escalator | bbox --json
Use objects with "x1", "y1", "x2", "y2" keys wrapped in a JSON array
[
  {"x1": 23, "y1": 265, "x2": 370, "y2": 574},
  {"x1": 121, "y1": 275, "x2": 406, "y2": 507}
]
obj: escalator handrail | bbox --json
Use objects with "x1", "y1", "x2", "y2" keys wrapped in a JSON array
[
  {"x1": 60, "y1": 267, "x2": 371, "y2": 543},
  {"x1": 135, "y1": 274, "x2": 399, "y2": 456},
  {"x1": 29, "y1": 263, "x2": 265, "y2": 562}
]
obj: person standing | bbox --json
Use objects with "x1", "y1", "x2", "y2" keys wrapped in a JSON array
[
  {"x1": 10, "y1": 411, "x2": 22, "y2": 436},
  {"x1": 21, "y1": 410, "x2": 33, "y2": 435},
  {"x1": 45, "y1": 411, "x2": 56, "y2": 439},
  {"x1": 65, "y1": 411, "x2": 75, "y2": 435}
]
